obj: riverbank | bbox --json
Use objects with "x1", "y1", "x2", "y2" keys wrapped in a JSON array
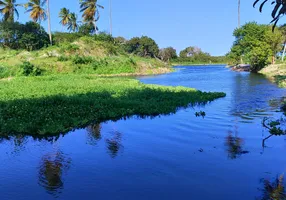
[
  {"x1": 0, "y1": 75, "x2": 226, "y2": 136},
  {"x1": 259, "y1": 64, "x2": 286, "y2": 88}
]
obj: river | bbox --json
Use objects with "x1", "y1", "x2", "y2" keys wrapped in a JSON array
[{"x1": 0, "y1": 65, "x2": 285, "y2": 200}]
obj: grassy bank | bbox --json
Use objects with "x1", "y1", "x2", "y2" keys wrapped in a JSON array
[
  {"x1": 259, "y1": 64, "x2": 286, "y2": 87},
  {"x1": 0, "y1": 37, "x2": 171, "y2": 78},
  {"x1": 0, "y1": 75, "x2": 226, "y2": 136}
]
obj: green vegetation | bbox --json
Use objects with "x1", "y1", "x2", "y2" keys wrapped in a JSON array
[
  {"x1": 172, "y1": 46, "x2": 229, "y2": 65},
  {"x1": 0, "y1": 30, "x2": 171, "y2": 78},
  {"x1": 0, "y1": 75, "x2": 226, "y2": 135},
  {"x1": 259, "y1": 64, "x2": 286, "y2": 87},
  {"x1": 228, "y1": 22, "x2": 283, "y2": 72}
]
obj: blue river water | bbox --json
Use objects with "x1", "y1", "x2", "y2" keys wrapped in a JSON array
[{"x1": 0, "y1": 65, "x2": 285, "y2": 200}]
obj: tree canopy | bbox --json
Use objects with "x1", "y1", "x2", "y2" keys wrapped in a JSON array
[
  {"x1": 125, "y1": 36, "x2": 159, "y2": 58},
  {"x1": 228, "y1": 22, "x2": 283, "y2": 72}
]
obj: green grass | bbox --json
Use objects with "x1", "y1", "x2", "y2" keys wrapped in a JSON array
[
  {"x1": 0, "y1": 75, "x2": 226, "y2": 136},
  {"x1": 259, "y1": 64, "x2": 286, "y2": 88}
]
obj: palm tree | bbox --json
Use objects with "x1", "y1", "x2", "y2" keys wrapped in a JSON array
[
  {"x1": 24, "y1": 0, "x2": 46, "y2": 23},
  {"x1": 0, "y1": 0, "x2": 19, "y2": 22},
  {"x1": 80, "y1": 0, "x2": 104, "y2": 33},
  {"x1": 46, "y1": 0, "x2": 52, "y2": 45},
  {"x1": 24, "y1": 0, "x2": 52, "y2": 45},
  {"x1": 67, "y1": 12, "x2": 78, "y2": 32},
  {"x1": 59, "y1": 7, "x2": 70, "y2": 26}
]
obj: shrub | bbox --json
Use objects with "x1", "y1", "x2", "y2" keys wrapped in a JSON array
[
  {"x1": 57, "y1": 56, "x2": 69, "y2": 62},
  {"x1": 94, "y1": 32, "x2": 114, "y2": 43},
  {"x1": 19, "y1": 62, "x2": 43, "y2": 76},
  {"x1": 53, "y1": 32, "x2": 83, "y2": 45},
  {"x1": 72, "y1": 55, "x2": 94, "y2": 65}
]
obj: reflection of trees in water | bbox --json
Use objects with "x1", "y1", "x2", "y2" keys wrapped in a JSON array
[
  {"x1": 106, "y1": 131, "x2": 122, "y2": 158},
  {"x1": 225, "y1": 130, "x2": 248, "y2": 159},
  {"x1": 86, "y1": 123, "x2": 123, "y2": 158},
  {"x1": 0, "y1": 134, "x2": 28, "y2": 153},
  {"x1": 86, "y1": 123, "x2": 102, "y2": 145},
  {"x1": 38, "y1": 151, "x2": 71, "y2": 197},
  {"x1": 258, "y1": 174, "x2": 286, "y2": 200}
]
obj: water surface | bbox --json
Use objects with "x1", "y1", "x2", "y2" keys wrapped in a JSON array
[{"x1": 0, "y1": 65, "x2": 285, "y2": 200}]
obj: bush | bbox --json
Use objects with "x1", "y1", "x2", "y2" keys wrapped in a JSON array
[
  {"x1": 124, "y1": 36, "x2": 159, "y2": 58},
  {"x1": 57, "y1": 56, "x2": 70, "y2": 62},
  {"x1": 53, "y1": 32, "x2": 83, "y2": 45},
  {"x1": 59, "y1": 44, "x2": 80, "y2": 54},
  {"x1": 19, "y1": 62, "x2": 43, "y2": 76},
  {"x1": 94, "y1": 32, "x2": 114, "y2": 43},
  {"x1": 72, "y1": 55, "x2": 94, "y2": 65}
]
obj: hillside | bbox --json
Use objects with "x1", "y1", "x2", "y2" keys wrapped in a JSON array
[{"x1": 0, "y1": 36, "x2": 171, "y2": 79}]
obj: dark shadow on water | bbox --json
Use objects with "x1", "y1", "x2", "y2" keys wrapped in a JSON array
[
  {"x1": 257, "y1": 174, "x2": 286, "y2": 200},
  {"x1": 38, "y1": 151, "x2": 71, "y2": 197}
]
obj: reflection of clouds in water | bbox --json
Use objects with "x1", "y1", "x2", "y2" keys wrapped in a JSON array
[
  {"x1": 38, "y1": 151, "x2": 71, "y2": 198},
  {"x1": 257, "y1": 174, "x2": 286, "y2": 200},
  {"x1": 225, "y1": 130, "x2": 249, "y2": 159}
]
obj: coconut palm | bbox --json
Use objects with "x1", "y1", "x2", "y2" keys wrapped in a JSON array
[
  {"x1": 80, "y1": 0, "x2": 104, "y2": 33},
  {"x1": 0, "y1": 0, "x2": 20, "y2": 22},
  {"x1": 67, "y1": 12, "x2": 78, "y2": 32},
  {"x1": 46, "y1": 0, "x2": 52, "y2": 45},
  {"x1": 59, "y1": 7, "x2": 70, "y2": 26},
  {"x1": 24, "y1": 0, "x2": 47, "y2": 23}
]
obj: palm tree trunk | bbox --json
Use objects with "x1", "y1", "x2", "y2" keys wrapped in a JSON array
[
  {"x1": 109, "y1": 0, "x2": 112, "y2": 36},
  {"x1": 47, "y1": 0, "x2": 52, "y2": 45},
  {"x1": 282, "y1": 42, "x2": 286, "y2": 62},
  {"x1": 238, "y1": 0, "x2": 240, "y2": 28}
]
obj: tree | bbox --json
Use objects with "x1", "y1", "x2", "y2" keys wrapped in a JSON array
[
  {"x1": 179, "y1": 46, "x2": 202, "y2": 58},
  {"x1": 24, "y1": 0, "x2": 47, "y2": 24},
  {"x1": 0, "y1": 21, "x2": 49, "y2": 50},
  {"x1": 0, "y1": 0, "x2": 19, "y2": 22},
  {"x1": 158, "y1": 47, "x2": 177, "y2": 62},
  {"x1": 80, "y1": 0, "x2": 104, "y2": 33},
  {"x1": 125, "y1": 36, "x2": 159, "y2": 58},
  {"x1": 78, "y1": 23, "x2": 95, "y2": 35},
  {"x1": 59, "y1": 7, "x2": 70, "y2": 27},
  {"x1": 229, "y1": 22, "x2": 283, "y2": 71},
  {"x1": 67, "y1": 12, "x2": 78, "y2": 32}
]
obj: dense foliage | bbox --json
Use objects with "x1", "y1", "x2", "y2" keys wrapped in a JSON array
[
  {"x1": 124, "y1": 36, "x2": 159, "y2": 58},
  {"x1": 0, "y1": 75, "x2": 226, "y2": 135},
  {"x1": 158, "y1": 47, "x2": 177, "y2": 62},
  {"x1": 228, "y1": 22, "x2": 283, "y2": 72},
  {"x1": 0, "y1": 21, "x2": 49, "y2": 51}
]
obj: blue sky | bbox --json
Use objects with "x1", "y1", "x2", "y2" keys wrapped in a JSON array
[{"x1": 15, "y1": 0, "x2": 277, "y2": 56}]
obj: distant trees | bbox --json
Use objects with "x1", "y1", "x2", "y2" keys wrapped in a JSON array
[
  {"x1": 228, "y1": 22, "x2": 283, "y2": 72},
  {"x1": 59, "y1": 8, "x2": 78, "y2": 32},
  {"x1": 125, "y1": 36, "x2": 159, "y2": 58},
  {"x1": 158, "y1": 47, "x2": 177, "y2": 62},
  {"x1": 179, "y1": 46, "x2": 202, "y2": 58},
  {"x1": 0, "y1": 21, "x2": 49, "y2": 50}
]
